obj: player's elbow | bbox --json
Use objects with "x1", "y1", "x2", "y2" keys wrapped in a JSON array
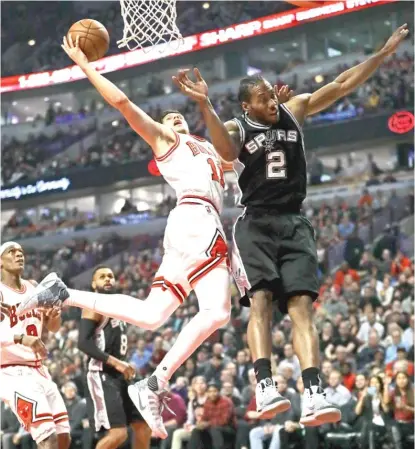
[
  {"x1": 221, "y1": 146, "x2": 239, "y2": 162},
  {"x1": 113, "y1": 96, "x2": 130, "y2": 111}
]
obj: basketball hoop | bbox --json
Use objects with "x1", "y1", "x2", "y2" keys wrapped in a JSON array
[{"x1": 117, "y1": 0, "x2": 183, "y2": 52}]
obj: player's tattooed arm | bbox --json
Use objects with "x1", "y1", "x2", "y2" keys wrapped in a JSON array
[
  {"x1": 301, "y1": 24, "x2": 409, "y2": 117},
  {"x1": 61, "y1": 34, "x2": 175, "y2": 154}
]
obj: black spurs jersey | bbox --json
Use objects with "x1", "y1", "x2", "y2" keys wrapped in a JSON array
[
  {"x1": 232, "y1": 104, "x2": 306, "y2": 211},
  {"x1": 87, "y1": 317, "x2": 128, "y2": 374}
]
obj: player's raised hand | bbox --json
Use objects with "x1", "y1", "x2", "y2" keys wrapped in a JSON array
[
  {"x1": 275, "y1": 85, "x2": 294, "y2": 104},
  {"x1": 21, "y1": 335, "x2": 48, "y2": 358},
  {"x1": 172, "y1": 68, "x2": 208, "y2": 103},
  {"x1": 61, "y1": 34, "x2": 89, "y2": 68},
  {"x1": 381, "y1": 24, "x2": 409, "y2": 56}
]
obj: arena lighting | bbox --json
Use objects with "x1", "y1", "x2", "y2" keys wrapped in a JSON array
[
  {"x1": 27, "y1": 39, "x2": 36, "y2": 46},
  {"x1": 0, "y1": 0, "x2": 394, "y2": 93}
]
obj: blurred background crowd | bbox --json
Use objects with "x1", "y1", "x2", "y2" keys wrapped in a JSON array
[
  {"x1": 1, "y1": 52, "x2": 413, "y2": 187},
  {"x1": 1, "y1": 1, "x2": 414, "y2": 449}
]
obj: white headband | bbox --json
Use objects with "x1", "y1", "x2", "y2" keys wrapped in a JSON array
[{"x1": 0, "y1": 241, "x2": 21, "y2": 257}]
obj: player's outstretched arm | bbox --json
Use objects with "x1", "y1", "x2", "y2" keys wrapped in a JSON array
[
  {"x1": 61, "y1": 35, "x2": 174, "y2": 153},
  {"x1": 173, "y1": 68, "x2": 241, "y2": 162},
  {"x1": 302, "y1": 24, "x2": 409, "y2": 116}
]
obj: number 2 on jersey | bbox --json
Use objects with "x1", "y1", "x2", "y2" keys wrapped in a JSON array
[
  {"x1": 207, "y1": 158, "x2": 225, "y2": 188},
  {"x1": 267, "y1": 150, "x2": 287, "y2": 179}
]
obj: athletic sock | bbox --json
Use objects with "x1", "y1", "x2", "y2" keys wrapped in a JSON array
[
  {"x1": 254, "y1": 358, "x2": 272, "y2": 383},
  {"x1": 302, "y1": 367, "x2": 321, "y2": 389}
]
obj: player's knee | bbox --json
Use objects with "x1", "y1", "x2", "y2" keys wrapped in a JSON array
[
  {"x1": 107, "y1": 427, "x2": 128, "y2": 445},
  {"x1": 288, "y1": 295, "x2": 314, "y2": 324},
  {"x1": 214, "y1": 307, "x2": 231, "y2": 328},
  {"x1": 250, "y1": 290, "x2": 273, "y2": 316}
]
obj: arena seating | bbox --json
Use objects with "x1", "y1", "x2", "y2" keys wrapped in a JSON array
[{"x1": 1, "y1": 54, "x2": 413, "y2": 186}]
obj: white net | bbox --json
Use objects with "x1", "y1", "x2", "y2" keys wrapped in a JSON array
[{"x1": 117, "y1": 0, "x2": 183, "y2": 52}]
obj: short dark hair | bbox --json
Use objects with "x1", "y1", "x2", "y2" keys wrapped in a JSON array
[
  {"x1": 237, "y1": 74, "x2": 265, "y2": 103},
  {"x1": 158, "y1": 109, "x2": 181, "y2": 123},
  {"x1": 92, "y1": 265, "x2": 111, "y2": 278}
]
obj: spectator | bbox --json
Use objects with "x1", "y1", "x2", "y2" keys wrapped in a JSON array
[
  {"x1": 385, "y1": 329, "x2": 406, "y2": 364},
  {"x1": 343, "y1": 229, "x2": 365, "y2": 269},
  {"x1": 249, "y1": 375, "x2": 301, "y2": 449},
  {"x1": 355, "y1": 375, "x2": 399, "y2": 449},
  {"x1": 338, "y1": 215, "x2": 355, "y2": 239},
  {"x1": 358, "y1": 189, "x2": 373, "y2": 208},
  {"x1": 280, "y1": 343, "x2": 301, "y2": 380},
  {"x1": 385, "y1": 372, "x2": 414, "y2": 447},
  {"x1": 334, "y1": 262, "x2": 360, "y2": 288},
  {"x1": 171, "y1": 406, "x2": 204, "y2": 449},
  {"x1": 158, "y1": 388, "x2": 187, "y2": 449},
  {"x1": 235, "y1": 350, "x2": 250, "y2": 387},
  {"x1": 357, "y1": 308, "x2": 385, "y2": 344},
  {"x1": 353, "y1": 373, "x2": 368, "y2": 400},
  {"x1": 0, "y1": 402, "x2": 26, "y2": 449},
  {"x1": 61, "y1": 382, "x2": 89, "y2": 449},
  {"x1": 187, "y1": 382, "x2": 235, "y2": 449},
  {"x1": 129, "y1": 338, "x2": 152, "y2": 371},
  {"x1": 324, "y1": 370, "x2": 352, "y2": 408},
  {"x1": 386, "y1": 348, "x2": 414, "y2": 381}
]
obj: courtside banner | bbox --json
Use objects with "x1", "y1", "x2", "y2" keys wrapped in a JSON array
[{"x1": 1, "y1": 0, "x2": 394, "y2": 93}]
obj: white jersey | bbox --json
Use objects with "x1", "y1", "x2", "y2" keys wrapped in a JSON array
[
  {"x1": 156, "y1": 132, "x2": 225, "y2": 213},
  {"x1": 0, "y1": 280, "x2": 43, "y2": 365}
]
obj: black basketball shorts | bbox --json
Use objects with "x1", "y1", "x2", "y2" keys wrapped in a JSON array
[
  {"x1": 85, "y1": 371, "x2": 144, "y2": 432},
  {"x1": 232, "y1": 210, "x2": 319, "y2": 313}
]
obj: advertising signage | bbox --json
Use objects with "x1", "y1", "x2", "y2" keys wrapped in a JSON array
[{"x1": 1, "y1": 0, "x2": 393, "y2": 93}]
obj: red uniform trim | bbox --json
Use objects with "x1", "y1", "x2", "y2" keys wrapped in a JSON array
[
  {"x1": 179, "y1": 195, "x2": 219, "y2": 215},
  {"x1": 36, "y1": 413, "x2": 53, "y2": 419},
  {"x1": 156, "y1": 131, "x2": 180, "y2": 162},
  {"x1": 32, "y1": 418, "x2": 54, "y2": 425},
  {"x1": 53, "y1": 412, "x2": 68, "y2": 419},
  {"x1": 1, "y1": 361, "x2": 42, "y2": 369},
  {"x1": 0, "y1": 281, "x2": 27, "y2": 294},
  {"x1": 152, "y1": 277, "x2": 187, "y2": 303},
  {"x1": 188, "y1": 256, "x2": 226, "y2": 287},
  {"x1": 190, "y1": 134, "x2": 207, "y2": 142},
  {"x1": 54, "y1": 417, "x2": 69, "y2": 425}
]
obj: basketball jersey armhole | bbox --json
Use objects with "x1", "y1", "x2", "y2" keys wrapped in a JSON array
[{"x1": 231, "y1": 118, "x2": 245, "y2": 149}]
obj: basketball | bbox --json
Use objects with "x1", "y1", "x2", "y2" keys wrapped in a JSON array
[{"x1": 67, "y1": 19, "x2": 110, "y2": 62}]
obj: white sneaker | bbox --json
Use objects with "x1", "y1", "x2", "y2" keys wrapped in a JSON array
[
  {"x1": 128, "y1": 377, "x2": 169, "y2": 439},
  {"x1": 16, "y1": 273, "x2": 69, "y2": 316},
  {"x1": 256, "y1": 378, "x2": 291, "y2": 419},
  {"x1": 300, "y1": 385, "x2": 341, "y2": 426}
]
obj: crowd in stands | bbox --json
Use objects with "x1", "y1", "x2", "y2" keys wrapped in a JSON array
[
  {"x1": 1, "y1": 123, "x2": 95, "y2": 186},
  {"x1": 1, "y1": 1, "x2": 293, "y2": 76},
  {"x1": 2, "y1": 196, "x2": 414, "y2": 449},
  {"x1": 2, "y1": 52, "x2": 413, "y2": 187}
]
